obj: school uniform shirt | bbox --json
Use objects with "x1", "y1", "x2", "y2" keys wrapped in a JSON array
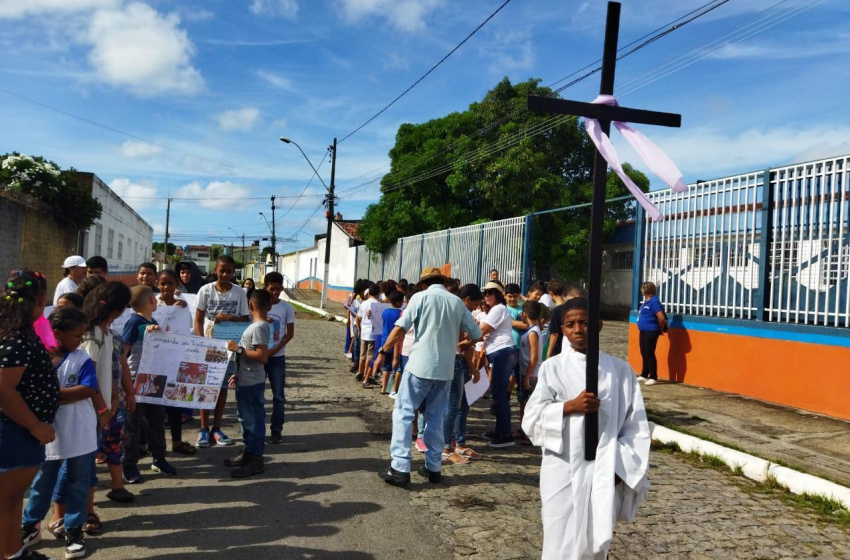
[
  {"x1": 381, "y1": 306, "x2": 402, "y2": 339},
  {"x1": 0, "y1": 332, "x2": 59, "y2": 424},
  {"x1": 122, "y1": 314, "x2": 158, "y2": 378},
  {"x1": 482, "y1": 303, "x2": 515, "y2": 355},
  {"x1": 358, "y1": 299, "x2": 376, "y2": 341},
  {"x1": 236, "y1": 321, "x2": 271, "y2": 387},
  {"x1": 539, "y1": 293, "x2": 555, "y2": 309},
  {"x1": 520, "y1": 324, "x2": 544, "y2": 380},
  {"x1": 46, "y1": 350, "x2": 99, "y2": 461},
  {"x1": 637, "y1": 296, "x2": 663, "y2": 331},
  {"x1": 369, "y1": 301, "x2": 388, "y2": 337},
  {"x1": 268, "y1": 300, "x2": 296, "y2": 358},
  {"x1": 80, "y1": 326, "x2": 115, "y2": 412},
  {"x1": 195, "y1": 282, "x2": 250, "y2": 337},
  {"x1": 52, "y1": 277, "x2": 79, "y2": 306}
]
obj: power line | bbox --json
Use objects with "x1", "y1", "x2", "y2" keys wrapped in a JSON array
[
  {"x1": 338, "y1": 0, "x2": 515, "y2": 144},
  {"x1": 275, "y1": 147, "x2": 330, "y2": 223}
]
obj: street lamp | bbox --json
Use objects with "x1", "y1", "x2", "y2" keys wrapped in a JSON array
[{"x1": 280, "y1": 136, "x2": 337, "y2": 310}]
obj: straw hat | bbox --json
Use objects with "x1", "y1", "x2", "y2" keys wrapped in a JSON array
[
  {"x1": 481, "y1": 281, "x2": 505, "y2": 295},
  {"x1": 419, "y1": 267, "x2": 446, "y2": 282}
]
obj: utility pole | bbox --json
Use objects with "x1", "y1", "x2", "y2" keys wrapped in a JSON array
[
  {"x1": 163, "y1": 197, "x2": 172, "y2": 269},
  {"x1": 270, "y1": 195, "x2": 277, "y2": 266},
  {"x1": 321, "y1": 138, "x2": 337, "y2": 309}
]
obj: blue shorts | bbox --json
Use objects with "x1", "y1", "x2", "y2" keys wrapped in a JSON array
[
  {"x1": 0, "y1": 417, "x2": 45, "y2": 473},
  {"x1": 222, "y1": 358, "x2": 236, "y2": 389}
]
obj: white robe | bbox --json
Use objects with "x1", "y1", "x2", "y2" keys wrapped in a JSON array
[{"x1": 522, "y1": 346, "x2": 651, "y2": 560}]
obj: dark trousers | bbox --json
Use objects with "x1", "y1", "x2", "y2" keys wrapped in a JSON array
[
  {"x1": 166, "y1": 406, "x2": 183, "y2": 442},
  {"x1": 639, "y1": 329, "x2": 661, "y2": 380},
  {"x1": 124, "y1": 403, "x2": 166, "y2": 466},
  {"x1": 236, "y1": 383, "x2": 266, "y2": 456}
]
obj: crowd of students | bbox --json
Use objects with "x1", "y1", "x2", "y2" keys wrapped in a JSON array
[
  {"x1": 0, "y1": 254, "x2": 295, "y2": 560},
  {"x1": 343, "y1": 271, "x2": 591, "y2": 457}
]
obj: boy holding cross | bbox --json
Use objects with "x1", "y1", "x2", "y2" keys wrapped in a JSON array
[{"x1": 522, "y1": 297, "x2": 650, "y2": 560}]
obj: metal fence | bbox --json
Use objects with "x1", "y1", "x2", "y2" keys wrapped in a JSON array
[
  {"x1": 640, "y1": 154, "x2": 850, "y2": 327},
  {"x1": 354, "y1": 216, "x2": 527, "y2": 286}
]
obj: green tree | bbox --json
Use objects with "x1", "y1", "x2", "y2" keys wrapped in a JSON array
[
  {"x1": 357, "y1": 78, "x2": 649, "y2": 281},
  {"x1": 0, "y1": 152, "x2": 102, "y2": 231},
  {"x1": 152, "y1": 242, "x2": 177, "y2": 255}
]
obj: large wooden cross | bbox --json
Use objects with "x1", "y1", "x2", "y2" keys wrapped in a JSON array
[{"x1": 528, "y1": 2, "x2": 681, "y2": 461}]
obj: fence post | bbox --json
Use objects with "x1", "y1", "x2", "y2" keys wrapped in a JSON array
[
  {"x1": 521, "y1": 214, "x2": 533, "y2": 292},
  {"x1": 476, "y1": 224, "x2": 485, "y2": 286},
  {"x1": 631, "y1": 204, "x2": 646, "y2": 311},
  {"x1": 756, "y1": 169, "x2": 775, "y2": 321},
  {"x1": 381, "y1": 253, "x2": 385, "y2": 281},
  {"x1": 398, "y1": 239, "x2": 404, "y2": 279},
  {"x1": 446, "y1": 229, "x2": 451, "y2": 265},
  {"x1": 367, "y1": 251, "x2": 372, "y2": 280},
  {"x1": 353, "y1": 246, "x2": 359, "y2": 286},
  {"x1": 419, "y1": 234, "x2": 425, "y2": 275}
]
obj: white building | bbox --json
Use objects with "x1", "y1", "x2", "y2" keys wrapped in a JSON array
[{"x1": 77, "y1": 172, "x2": 153, "y2": 275}]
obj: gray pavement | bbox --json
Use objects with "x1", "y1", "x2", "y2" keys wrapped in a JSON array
[{"x1": 28, "y1": 314, "x2": 850, "y2": 559}]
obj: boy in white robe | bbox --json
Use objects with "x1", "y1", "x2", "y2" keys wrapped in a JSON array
[{"x1": 522, "y1": 297, "x2": 650, "y2": 560}]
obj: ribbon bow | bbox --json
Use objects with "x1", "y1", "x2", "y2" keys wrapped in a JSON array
[{"x1": 584, "y1": 94, "x2": 687, "y2": 222}]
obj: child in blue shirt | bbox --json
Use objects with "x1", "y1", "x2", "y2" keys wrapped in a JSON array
[
  {"x1": 375, "y1": 291, "x2": 404, "y2": 394},
  {"x1": 122, "y1": 285, "x2": 175, "y2": 484}
]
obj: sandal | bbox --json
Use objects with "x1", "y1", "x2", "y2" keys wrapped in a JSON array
[
  {"x1": 95, "y1": 453, "x2": 107, "y2": 464},
  {"x1": 47, "y1": 519, "x2": 65, "y2": 539},
  {"x1": 455, "y1": 446, "x2": 482, "y2": 459},
  {"x1": 442, "y1": 451, "x2": 470, "y2": 465},
  {"x1": 172, "y1": 441, "x2": 197, "y2": 455},
  {"x1": 83, "y1": 512, "x2": 102, "y2": 535}
]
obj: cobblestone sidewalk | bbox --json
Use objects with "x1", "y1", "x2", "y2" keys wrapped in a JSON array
[{"x1": 291, "y1": 318, "x2": 850, "y2": 560}]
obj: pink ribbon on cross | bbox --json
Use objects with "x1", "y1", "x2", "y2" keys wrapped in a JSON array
[{"x1": 584, "y1": 94, "x2": 687, "y2": 222}]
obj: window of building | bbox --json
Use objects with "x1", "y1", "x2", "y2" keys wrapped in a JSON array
[
  {"x1": 197, "y1": 252, "x2": 210, "y2": 259},
  {"x1": 107, "y1": 229, "x2": 114, "y2": 259},
  {"x1": 118, "y1": 233, "x2": 124, "y2": 261},
  {"x1": 94, "y1": 224, "x2": 103, "y2": 255},
  {"x1": 611, "y1": 250, "x2": 634, "y2": 271}
]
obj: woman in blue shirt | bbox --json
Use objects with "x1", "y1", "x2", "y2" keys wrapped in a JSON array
[{"x1": 637, "y1": 281, "x2": 667, "y2": 386}]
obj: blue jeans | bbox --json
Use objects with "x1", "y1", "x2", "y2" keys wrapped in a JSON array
[
  {"x1": 488, "y1": 347, "x2": 518, "y2": 438},
  {"x1": 352, "y1": 326, "x2": 361, "y2": 365},
  {"x1": 236, "y1": 383, "x2": 265, "y2": 456},
  {"x1": 23, "y1": 455, "x2": 91, "y2": 530},
  {"x1": 54, "y1": 451, "x2": 97, "y2": 505},
  {"x1": 389, "y1": 371, "x2": 450, "y2": 473},
  {"x1": 443, "y1": 355, "x2": 470, "y2": 448},
  {"x1": 264, "y1": 355, "x2": 286, "y2": 434}
]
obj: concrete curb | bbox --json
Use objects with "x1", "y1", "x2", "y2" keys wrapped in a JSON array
[
  {"x1": 282, "y1": 293, "x2": 348, "y2": 324},
  {"x1": 650, "y1": 422, "x2": 850, "y2": 510}
]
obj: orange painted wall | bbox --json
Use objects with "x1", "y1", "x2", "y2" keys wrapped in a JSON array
[
  {"x1": 628, "y1": 324, "x2": 850, "y2": 421},
  {"x1": 296, "y1": 279, "x2": 351, "y2": 305}
]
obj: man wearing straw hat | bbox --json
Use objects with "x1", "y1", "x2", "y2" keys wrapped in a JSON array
[{"x1": 378, "y1": 267, "x2": 481, "y2": 486}]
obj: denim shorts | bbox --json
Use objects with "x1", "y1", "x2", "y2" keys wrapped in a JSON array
[
  {"x1": 0, "y1": 417, "x2": 45, "y2": 473},
  {"x1": 222, "y1": 358, "x2": 236, "y2": 388}
]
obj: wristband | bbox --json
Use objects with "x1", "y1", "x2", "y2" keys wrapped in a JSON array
[{"x1": 97, "y1": 407, "x2": 109, "y2": 416}]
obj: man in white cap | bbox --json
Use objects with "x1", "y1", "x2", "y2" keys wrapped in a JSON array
[
  {"x1": 54, "y1": 255, "x2": 87, "y2": 305},
  {"x1": 378, "y1": 267, "x2": 481, "y2": 486}
]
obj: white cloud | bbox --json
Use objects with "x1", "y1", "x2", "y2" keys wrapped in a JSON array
[
  {"x1": 176, "y1": 181, "x2": 253, "y2": 210},
  {"x1": 85, "y1": 2, "x2": 203, "y2": 96},
  {"x1": 486, "y1": 30, "x2": 534, "y2": 74},
  {"x1": 216, "y1": 107, "x2": 260, "y2": 132},
  {"x1": 118, "y1": 140, "x2": 163, "y2": 159},
  {"x1": 250, "y1": 0, "x2": 298, "y2": 19},
  {"x1": 337, "y1": 0, "x2": 444, "y2": 31},
  {"x1": 256, "y1": 70, "x2": 295, "y2": 91},
  {"x1": 709, "y1": 36, "x2": 850, "y2": 60},
  {"x1": 0, "y1": 0, "x2": 118, "y2": 18},
  {"x1": 109, "y1": 177, "x2": 159, "y2": 209},
  {"x1": 384, "y1": 52, "x2": 410, "y2": 72}
]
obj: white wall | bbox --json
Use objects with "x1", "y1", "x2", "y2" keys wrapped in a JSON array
[
  {"x1": 82, "y1": 174, "x2": 153, "y2": 273},
  {"x1": 328, "y1": 223, "x2": 356, "y2": 290},
  {"x1": 297, "y1": 246, "x2": 319, "y2": 289}
]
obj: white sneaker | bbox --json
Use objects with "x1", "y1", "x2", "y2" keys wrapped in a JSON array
[
  {"x1": 389, "y1": 392, "x2": 397, "y2": 399},
  {"x1": 645, "y1": 379, "x2": 657, "y2": 386},
  {"x1": 637, "y1": 376, "x2": 646, "y2": 384}
]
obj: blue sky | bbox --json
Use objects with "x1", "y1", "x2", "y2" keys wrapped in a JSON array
[{"x1": 1, "y1": 0, "x2": 848, "y2": 253}]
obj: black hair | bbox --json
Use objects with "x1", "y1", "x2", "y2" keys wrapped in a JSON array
[
  {"x1": 250, "y1": 288, "x2": 272, "y2": 311},
  {"x1": 138, "y1": 262, "x2": 157, "y2": 273},
  {"x1": 548, "y1": 278, "x2": 566, "y2": 297},
  {"x1": 83, "y1": 282, "x2": 131, "y2": 330},
  {"x1": 399, "y1": 278, "x2": 408, "y2": 285},
  {"x1": 353, "y1": 279, "x2": 370, "y2": 296},
  {"x1": 505, "y1": 283, "x2": 521, "y2": 295},
  {"x1": 368, "y1": 284, "x2": 381, "y2": 297},
  {"x1": 76, "y1": 275, "x2": 106, "y2": 300},
  {"x1": 49, "y1": 307, "x2": 88, "y2": 332},
  {"x1": 0, "y1": 269, "x2": 47, "y2": 339},
  {"x1": 86, "y1": 256, "x2": 108, "y2": 271},
  {"x1": 528, "y1": 282, "x2": 545, "y2": 295},
  {"x1": 446, "y1": 282, "x2": 459, "y2": 294},
  {"x1": 523, "y1": 300, "x2": 542, "y2": 321},
  {"x1": 215, "y1": 255, "x2": 236, "y2": 267},
  {"x1": 484, "y1": 287, "x2": 506, "y2": 305},
  {"x1": 490, "y1": 268, "x2": 498, "y2": 274},
  {"x1": 420, "y1": 276, "x2": 445, "y2": 287},
  {"x1": 264, "y1": 271, "x2": 283, "y2": 285},
  {"x1": 389, "y1": 291, "x2": 405, "y2": 306},
  {"x1": 566, "y1": 284, "x2": 586, "y2": 298},
  {"x1": 458, "y1": 284, "x2": 483, "y2": 301},
  {"x1": 563, "y1": 297, "x2": 588, "y2": 313},
  {"x1": 57, "y1": 292, "x2": 84, "y2": 309},
  {"x1": 158, "y1": 269, "x2": 179, "y2": 283}
]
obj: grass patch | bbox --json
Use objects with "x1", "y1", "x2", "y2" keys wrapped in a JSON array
[
  {"x1": 792, "y1": 493, "x2": 850, "y2": 525},
  {"x1": 288, "y1": 301, "x2": 326, "y2": 320},
  {"x1": 732, "y1": 464, "x2": 745, "y2": 477}
]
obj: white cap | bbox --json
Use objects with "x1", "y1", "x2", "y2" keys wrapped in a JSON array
[{"x1": 62, "y1": 255, "x2": 86, "y2": 268}]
